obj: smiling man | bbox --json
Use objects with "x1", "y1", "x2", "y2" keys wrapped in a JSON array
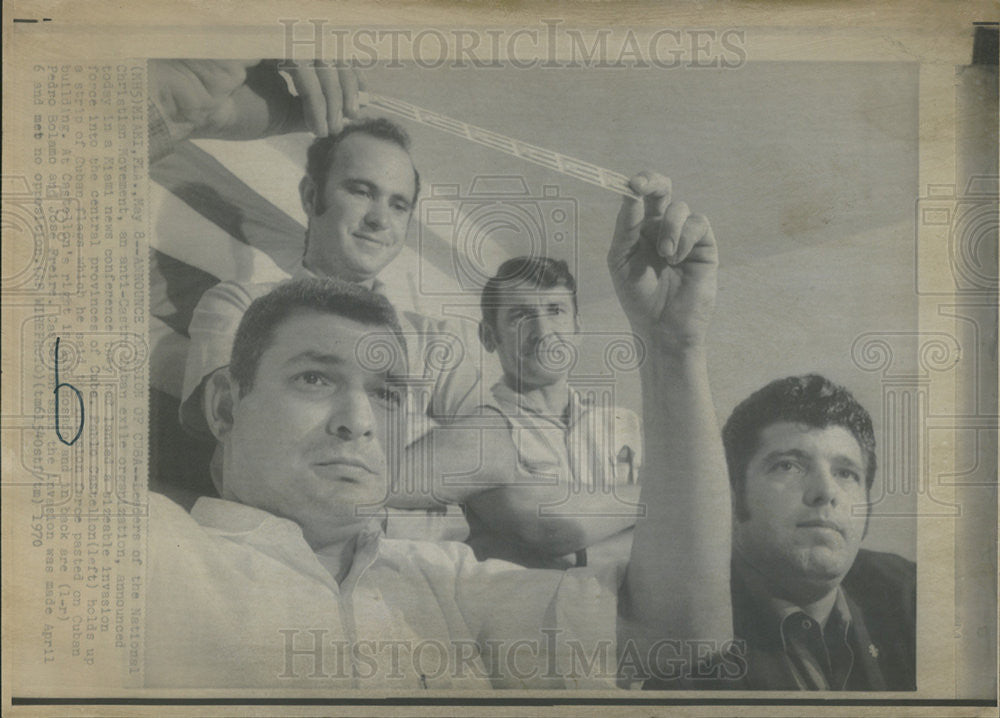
[
  {"x1": 645, "y1": 374, "x2": 916, "y2": 691},
  {"x1": 386, "y1": 257, "x2": 644, "y2": 570},
  {"x1": 465, "y1": 257, "x2": 643, "y2": 568},
  {"x1": 296, "y1": 124, "x2": 419, "y2": 283}
]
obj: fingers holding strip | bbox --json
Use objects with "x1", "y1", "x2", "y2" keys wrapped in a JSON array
[
  {"x1": 287, "y1": 63, "x2": 330, "y2": 136},
  {"x1": 286, "y1": 62, "x2": 367, "y2": 136},
  {"x1": 661, "y1": 201, "x2": 690, "y2": 261}
]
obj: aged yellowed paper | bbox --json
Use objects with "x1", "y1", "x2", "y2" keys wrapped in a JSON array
[{"x1": 2, "y1": 1, "x2": 997, "y2": 716}]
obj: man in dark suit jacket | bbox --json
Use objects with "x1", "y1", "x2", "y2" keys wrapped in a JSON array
[{"x1": 645, "y1": 374, "x2": 915, "y2": 691}]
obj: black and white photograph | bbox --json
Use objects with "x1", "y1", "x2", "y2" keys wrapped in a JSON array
[{"x1": 2, "y1": 2, "x2": 996, "y2": 715}]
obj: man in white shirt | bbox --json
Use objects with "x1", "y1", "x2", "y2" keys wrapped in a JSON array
[
  {"x1": 148, "y1": 278, "x2": 617, "y2": 688},
  {"x1": 392, "y1": 256, "x2": 644, "y2": 569}
]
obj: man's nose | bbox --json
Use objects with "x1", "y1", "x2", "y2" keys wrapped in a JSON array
[
  {"x1": 524, "y1": 312, "x2": 556, "y2": 340},
  {"x1": 326, "y1": 389, "x2": 376, "y2": 440},
  {"x1": 803, "y1": 466, "x2": 839, "y2": 507},
  {"x1": 363, "y1": 199, "x2": 389, "y2": 230}
]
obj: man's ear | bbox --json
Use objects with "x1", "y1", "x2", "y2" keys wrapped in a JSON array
[
  {"x1": 299, "y1": 175, "x2": 318, "y2": 217},
  {"x1": 478, "y1": 321, "x2": 497, "y2": 352},
  {"x1": 204, "y1": 368, "x2": 239, "y2": 442}
]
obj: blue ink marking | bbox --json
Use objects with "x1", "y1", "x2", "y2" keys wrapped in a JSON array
[{"x1": 53, "y1": 337, "x2": 84, "y2": 446}]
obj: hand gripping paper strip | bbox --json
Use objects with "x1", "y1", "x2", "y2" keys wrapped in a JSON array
[{"x1": 361, "y1": 91, "x2": 640, "y2": 198}]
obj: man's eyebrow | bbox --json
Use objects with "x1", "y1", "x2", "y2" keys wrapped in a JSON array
[
  {"x1": 282, "y1": 350, "x2": 347, "y2": 368},
  {"x1": 760, "y1": 448, "x2": 811, "y2": 464},
  {"x1": 343, "y1": 177, "x2": 412, "y2": 206},
  {"x1": 831, "y1": 453, "x2": 864, "y2": 469},
  {"x1": 341, "y1": 177, "x2": 375, "y2": 190},
  {"x1": 502, "y1": 296, "x2": 568, "y2": 308}
]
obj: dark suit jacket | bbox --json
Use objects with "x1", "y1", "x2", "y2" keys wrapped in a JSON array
[
  {"x1": 837, "y1": 549, "x2": 916, "y2": 690},
  {"x1": 643, "y1": 549, "x2": 916, "y2": 691}
]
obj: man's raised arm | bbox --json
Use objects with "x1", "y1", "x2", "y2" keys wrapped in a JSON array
[{"x1": 611, "y1": 173, "x2": 732, "y2": 671}]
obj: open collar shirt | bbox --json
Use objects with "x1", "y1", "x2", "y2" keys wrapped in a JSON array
[
  {"x1": 145, "y1": 493, "x2": 621, "y2": 690},
  {"x1": 463, "y1": 382, "x2": 642, "y2": 569},
  {"x1": 483, "y1": 381, "x2": 642, "y2": 491}
]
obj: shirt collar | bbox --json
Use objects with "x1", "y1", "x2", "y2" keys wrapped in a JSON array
[
  {"x1": 827, "y1": 585, "x2": 853, "y2": 639},
  {"x1": 731, "y1": 554, "x2": 787, "y2": 642},
  {"x1": 295, "y1": 262, "x2": 386, "y2": 295},
  {"x1": 490, "y1": 382, "x2": 592, "y2": 424},
  {"x1": 732, "y1": 552, "x2": 853, "y2": 637},
  {"x1": 190, "y1": 497, "x2": 386, "y2": 589}
]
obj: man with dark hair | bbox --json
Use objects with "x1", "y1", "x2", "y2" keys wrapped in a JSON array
[
  {"x1": 645, "y1": 374, "x2": 916, "y2": 691},
  {"x1": 478, "y1": 256, "x2": 579, "y2": 341},
  {"x1": 225, "y1": 277, "x2": 408, "y2": 398},
  {"x1": 304, "y1": 117, "x2": 421, "y2": 213},
  {"x1": 466, "y1": 256, "x2": 641, "y2": 568},
  {"x1": 723, "y1": 375, "x2": 878, "y2": 520},
  {"x1": 194, "y1": 278, "x2": 409, "y2": 537},
  {"x1": 388, "y1": 255, "x2": 643, "y2": 569},
  {"x1": 147, "y1": 169, "x2": 734, "y2": 690}
]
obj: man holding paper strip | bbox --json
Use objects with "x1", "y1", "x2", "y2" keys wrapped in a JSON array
[
  {"x1": 149, "y1": 61, "x2": 482, "y2": 539},
  {"x1": 146, "y1": 169, "x2": 733, "y2": 688}
]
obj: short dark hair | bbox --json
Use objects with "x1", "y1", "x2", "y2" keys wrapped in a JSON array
[
  {"x1": 305, "y1": 117, "x2": 421, "y2": 211},
  {"x1": 229, "y1": 277, "x2": 406, "y2": 397},
  {"x1": 480, "y1": 256, "x2": 578, "y2": 330},
  {"x1": 722, "y1": 374, "x2": 877, "y2": 520}
]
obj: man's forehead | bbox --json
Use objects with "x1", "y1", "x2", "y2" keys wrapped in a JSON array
[
  {"x1": 262, "y1": 310, "x2": 403, "y2": 375},
  {"x1": 327, "y1": 134, "x2": 414, "y2": 181},
  {"x1": 494, "y1": 286, "x2": 575, "y2": 308},
  {"x1": 754, "y1": 421, "x2": 865, "y2": 462}
]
